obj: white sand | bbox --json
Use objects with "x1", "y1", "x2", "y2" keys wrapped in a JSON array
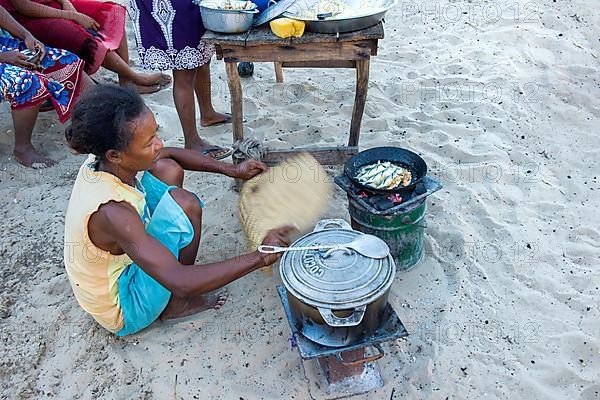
[{"x1": 1, "y1": 0, "x2": 599, "y2": 398}]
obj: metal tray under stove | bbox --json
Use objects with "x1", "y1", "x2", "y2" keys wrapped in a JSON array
[
  {"x1": 277, "y1": 285, "x2": 408, "y2": 360},
  {"x1": 334, "y1": 175, "x2": 443, "y2": 216}
]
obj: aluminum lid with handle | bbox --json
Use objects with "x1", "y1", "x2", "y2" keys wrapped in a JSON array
[{"x1": 279, "y1": 218, "x2": 396, "y2": 325}]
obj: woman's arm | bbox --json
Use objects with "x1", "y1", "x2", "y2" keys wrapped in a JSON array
[
  {"x1": 9, "y1": 0, "x2": 72, "y2": 19},
  {"x1": 56, "y1": 0, "x2": 76, "y2": 13},
  {"x1": 8, "y1": 0, "x2": 100, "y2": 30},
  {"x1": 0, "y1": 6, "x2": 46, "y2": 62},
  {"x1": 88, "y1": 201, "x2": 291, "y2": 298},
  {"x1": 0, "y1": 6, "x2": 34, "y2": 39},
  {"x1": 158, "y1": 147, "x2": 267, "y2": 180}
]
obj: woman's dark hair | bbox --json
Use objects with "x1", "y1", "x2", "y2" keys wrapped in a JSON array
[{"x1": 65, "y1": 85, "x2": 147, "y2": 159}]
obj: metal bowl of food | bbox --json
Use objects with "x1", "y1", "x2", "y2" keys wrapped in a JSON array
[
  {"x1": 282, "y1": 0, "x2": 398, "y2": 34},
  {"x1": 196, "y1": 0, "x2": 259, "y2": 33}
]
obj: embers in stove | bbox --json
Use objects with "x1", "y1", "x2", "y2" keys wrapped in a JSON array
[{"x1": 356, "y1": 182, "x2": 428, "y2": 211}]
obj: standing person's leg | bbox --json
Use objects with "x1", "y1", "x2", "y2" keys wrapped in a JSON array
[
  {"x1": 11, "y1": 105, "x2": 56, "y2": 168},
  {"x1": 173, "y1": 68, "x2": 202, "y2": 149},
  {"x1": 194, "y1": 62, "x2": 231, "y2": 127},
  {"x1": 172, "y1": 68, "x2": 231, "y2": 159}
]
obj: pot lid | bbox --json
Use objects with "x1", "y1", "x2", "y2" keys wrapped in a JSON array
[
  {"x1": 254, "y1": 0, "x2": 297, "y2": 26},
  {"x1": 279, "y1": 220, "x2": 396, "y2": 309}
]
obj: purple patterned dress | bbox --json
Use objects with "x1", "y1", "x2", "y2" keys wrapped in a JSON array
[{"x1": 129, "y1": 0, "x2": 215, "y2": 70}]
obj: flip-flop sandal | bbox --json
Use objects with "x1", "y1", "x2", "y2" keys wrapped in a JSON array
[
  {"x1": 201, "y1": 146, "x2": 233, "y2": 160},
  {"x1": 201, "y1": 113, "x2": 233, "y2": 128}
]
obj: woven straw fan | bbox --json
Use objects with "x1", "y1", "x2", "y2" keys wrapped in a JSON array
[{"x1": 239, "y1": 153, "x2": 332, "y2": 271}]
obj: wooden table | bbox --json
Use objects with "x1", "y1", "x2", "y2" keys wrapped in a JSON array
[{"x1": 203, "y1": 23, "x2": 384, "y2": 166}]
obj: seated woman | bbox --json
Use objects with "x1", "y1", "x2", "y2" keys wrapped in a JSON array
[
  {"x1": 1, "y1": 0, "x2": 170, "y2": 93},
  {"x1": 0, "y1": 5, "x2": 91, "y2": 167},
  {"x1": 64, "y1": 85, "x2": 291, "y2": 336}
]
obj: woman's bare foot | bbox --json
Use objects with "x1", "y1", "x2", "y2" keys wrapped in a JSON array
[
  {"x1": 134, "y1": 84, "x2": 163, "y2": 95},
  {"x1": 134, "y1": 72, "x2": 172, "y2": 88},
  {"x1": 13, "y1": 146, "x2": 56, "y2": 168},
  {"x1": 200, "y1": 112, "x2": 231, "y2": 127},
  {"x1": 159, "y1": 289, "x2": 229, "y2": 321}
]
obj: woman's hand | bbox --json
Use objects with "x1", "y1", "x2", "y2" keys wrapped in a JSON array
[
  {"x1": 23, "y1": 33, "x2": 46, "y2": 64},
  {"x1": 0, "y1": 51, "x2": 37, "y2": 69},
  {"x1": 258, "y1": 226, "x2": 295, "y2": 266},
  {"x1": 59, "y1": 0, "x2": 77, "y2": 13},
  {"x1": 234, "y1": 159, "x2": 268, "y2": 180},
  {"x1": 71, "y1": 12, "x2": 100, "y2": 31}
]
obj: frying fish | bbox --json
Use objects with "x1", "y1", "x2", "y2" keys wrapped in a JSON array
[{"x1": 355, "y1": 161, "x2": 412, "y2": 190}]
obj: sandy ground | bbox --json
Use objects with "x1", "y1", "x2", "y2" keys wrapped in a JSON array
[{"x1": 1, "y1": 0, "x2": 599, "y2": 399}]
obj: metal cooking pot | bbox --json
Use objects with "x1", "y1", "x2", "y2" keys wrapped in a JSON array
[
  {"x1": 283, "y1": 0, "x2": 398, "y2": 34},
  {"x1": 279, "y1": 219, "x2": 396, "y2": 347},
  {"x1": 197, "y1": 1, "x2": 260, "y2": 33}
]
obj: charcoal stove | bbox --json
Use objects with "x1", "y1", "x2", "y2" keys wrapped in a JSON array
[
  {"x1": 277, "y1": 285, "x2": 408, "y2": 398},
  {"x1": 334, "y1": 175, "x2": 442, "y2": 271}
]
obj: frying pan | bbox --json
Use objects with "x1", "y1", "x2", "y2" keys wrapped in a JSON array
[{"x1": 344, "y1": 147, "x2": 427, "y2": 195}]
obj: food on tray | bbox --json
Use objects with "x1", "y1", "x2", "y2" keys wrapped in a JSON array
[
  {"x1": 270, "y1": 18, "x2": 306, "y2": 38},
  {"x1": 295, "y1": 0, "x2": 383, "y2": 20},
  {"x1": 201, "y1": 0, "x2": 256, "y2": 10},
  {"x1": 355, "y1": 161, "x2": 412, "y2": 190}
]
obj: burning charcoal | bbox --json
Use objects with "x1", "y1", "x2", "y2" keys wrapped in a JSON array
[{"x1": 389, "y1": 194, "x2": 403, "y2": 203}]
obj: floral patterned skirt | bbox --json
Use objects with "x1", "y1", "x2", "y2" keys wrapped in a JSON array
[
  {"x1": 129, "y1": 0, "x2": 216, "y2": 71},
  {"x1": 0, "y1": 30, "x2": 85, "y2": 123}
]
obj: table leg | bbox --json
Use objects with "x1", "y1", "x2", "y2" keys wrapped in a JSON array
[
  {"x1": 274, "y1": 62, "x2": 284, "y2": 83},
  {"x1": 225, "y1": 61, "x2": 245, "y2": 191},
  {"x1": 349, "y1": 59, "x2": 370, "y2": 147},
  {"x1": 225, "y1": 62, "x2": 244, "y2": 142}
]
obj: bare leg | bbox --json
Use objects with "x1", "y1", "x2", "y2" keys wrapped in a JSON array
[
  {"x1": 11, "y1": 105, "x2": 56, "y2": 168},
  {"x1": 115, "y1": 30, "x2": 130, "y2": 87},
  {"x1": 102, "y1": 50, "x2": 170, "y2": 92},
  {"x1": 152, "y1": 183, "x2": 228, "y2": 320},
  {"x1": 173, "y1": 68, "x2": 231, "y2": 159},
  {"x1": 149, "y1": 157, "x2": 184, "y2": 187},
  {"x1": 194, "y1": 62, "x2": 231, "y2": 127},
  {"x1": 81, "y1": 72, "x2": 95, "y2": 91},
  {"x1": 159, "y1": 289, "x2": 228, "y2": 320},
  {"x1": 148, "y1": 158, "x2": 201, "y2": 265},
  {"x1": 173, "y1": 68, "x2": 203, "y2": 149}
]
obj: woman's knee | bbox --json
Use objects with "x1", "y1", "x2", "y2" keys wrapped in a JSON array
[
  {"x1": 173, "y1": 69, "x2": 196, "y2": 86},
  {"x1": 151, "y1": 158, "x2": 184, "y2": 187},
  {"x1": 170, "y1": 188, "x2": 202, "y2": 221}
]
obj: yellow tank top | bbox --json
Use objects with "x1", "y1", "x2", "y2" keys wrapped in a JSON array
[{"x1": 64, "y1": 155, "x2": 148, "y2": 333}]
